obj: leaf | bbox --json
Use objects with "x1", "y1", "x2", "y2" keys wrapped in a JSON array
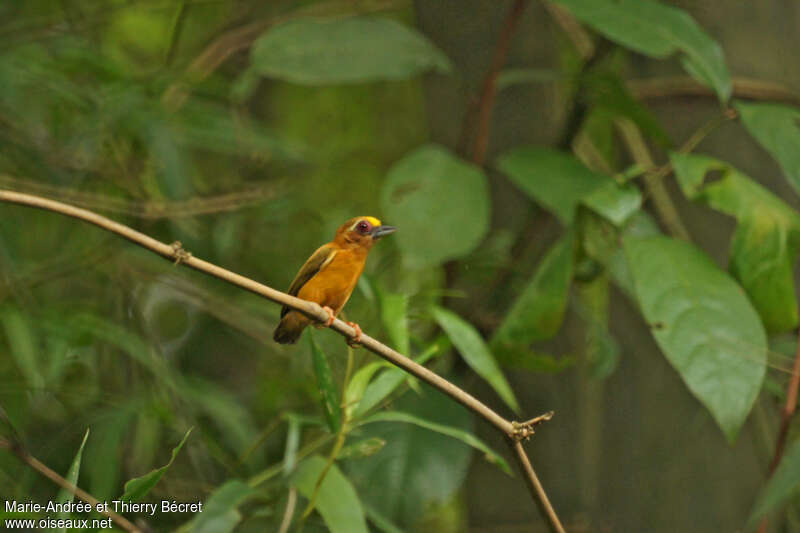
[
  {"x1": 354, "y1": 344, "x2": 439, "y2": 418},
  {"x1": 344, "y1": 362, "x2": 386, "y2": 419},
  {"x1": 359, "y1": 411, "x2": 510, "y2": 475},
  {"x1": 309, "y1": 333, "x2": 342, "y2": 433},
  {"x1": 432, "y1": 307, "x2": 519, "y2": 413},
  {"x1": 736, "y1": 101, "x2": 800, "y2": 195},
  {"x1": 0, "y1": 307, "x2": 44, "y2": 389},
  {"x1": 283, "y1": 417, "x2": 301, "y2": 476},
  {"x1": 249, "y1": 17, "x2": 451, "y2": 85},
  {"x1": 748, "y1": 439, "x2": 800, "y2": 526},
  {"x1": 496, "y1": 146, "x2": 640, "y2": 224},
  {"x1": 670, "y1": 151, "x2": 800, "y2": 333},
  {"x1": 378, "y1": 289, "x2": 410, "y2": 356},
  {"x1": 119, "y1": 428, "x2": 192, "y2": 502},
  {"x1": 554, "y1": 0, "x2": 731, "y2": 102},
  {"x1": 189, "y1": 480, "x2": 256, "y2": 533},
  {"x1": 492, "y1": 231, "x2": 574, "y2": 347},
  {"x1": 343, "y1": 389, "x2": 474, "y2": 526},
  {"x1": 292, "y1": 456, "x2": 369, "y2": 533},
  {"x1": 624, "y1": 236, "x2": 767, "y2": 441},
  {"x1": 382, "y1": 144, "x2": 490, "y2": 269},
  {"x1": 337, "y1": 437, "x2": 387, "y2": 460},
  {"x1": 56, "y1": 428, "x2": 90, "y2": 531}
]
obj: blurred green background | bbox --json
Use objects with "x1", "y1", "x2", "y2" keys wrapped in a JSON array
[{"x1": 2, "y1": 1, "x2": 800, "y2": 532}]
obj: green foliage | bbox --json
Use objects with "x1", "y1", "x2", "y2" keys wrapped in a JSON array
[
  {"x1": 554, "y1": 0, "x2": 731, "y2": 102},
  {"x1": 748, "y1": 440, "x2": 800, "y2": 526},
  {"x1": 344, "y1": 390, "x2": 474, "y2": 528},
  {"x1": 624, "y1": 236, "x2": 767, "y2": 442},
  {"x1": 432, "y1": 307, "x2": 519, "y2": 413},
  {"x1": 119, "y1": 428, "x2": 192, "y2": 503},
  {"x1": 249, "y1": 17, "x2": 451, "y2": 85},
  {"x1": 382, "y1": 144, "x2": 490, "y2": 269},
  {"x1": 492, "y1": 231, "x2": 574, "y2": 349},
  {"x1": 497, "y1": 147, "x2": 640, "y2": 225},
  {"x1": 310, "y1": 334, "x2": 342, "y2": 433},
  {"x1": 186, "y1": 480, "x2": 256, "y2": 533},
  {"x1": 670, "y1": 151, "x2": 800, "y2": 333},
  {"x1": 736, "y1": 101, "x2": 800, "y2": 194},
  {"x1": 56, "y1": 429, "x2": 89, "y2": 532},
  {"x1": 292, "y1": 456, "x2": 369, "y2": 533}
]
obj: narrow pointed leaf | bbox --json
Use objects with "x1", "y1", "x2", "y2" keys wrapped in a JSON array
[
  {"x1": 492, "y1": 231, "x2": 574, "y2": 347},
  {"x1": 119, "y1": 428, "x2": 192, "y2": 502},
  {"x1": 56, "y1": 428, "x2": 90, "y2": 531},
  {"x1": 189, "y1": 480, "x2": 256, "y2": 533},
  {"x1": 432, "y1": 307, "x2": 519, "y2": 413},
  {"x1": 309, "y1": 334, "x2": 342, "y2": 433},
  {"x1": 359, "y1": 410, "x2": 510, "y2": 475}
]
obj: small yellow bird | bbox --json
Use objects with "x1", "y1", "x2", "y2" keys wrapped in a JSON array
[{"x1": 273, "y1": 216, "x2": 396, "y2": 344}]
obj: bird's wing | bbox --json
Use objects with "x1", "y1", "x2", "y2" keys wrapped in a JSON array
[{"x1": 281, "y1": 244, "x2": 338, "y2": 318}]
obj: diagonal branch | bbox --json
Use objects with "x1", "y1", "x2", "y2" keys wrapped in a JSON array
[{"x1": 0, "y1": 189, "x2": 566, "y2": 533}]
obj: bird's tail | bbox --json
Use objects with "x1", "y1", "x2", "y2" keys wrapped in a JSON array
[{"x1": 273, "y1": 311, "x2": 310, "y2": 344}]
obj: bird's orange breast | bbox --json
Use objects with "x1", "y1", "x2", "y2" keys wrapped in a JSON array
[{"x1": 296, "y1": 246, "x2": 367, "y2": 314}]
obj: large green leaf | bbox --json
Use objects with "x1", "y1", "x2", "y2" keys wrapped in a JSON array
[
  {"x1": 382, "y1": 144, "x2": 490, "y2": 269},
  {"x1": 343, "y1": 390, "x2": 474, "y2": 526},
  {"x1": 249, "y1": 17, "x2": 451, "y2": 85},
  {"x1": 119, "y1": 428, "x2": 192, "y2": 502},
  {"x1": 292, "y1": 456, "x2": 369, "y2": 533},
  {"x1": 309, "y1": 333, "x2": 342, "y2": 433},
  {"x1": 56, "y1": 428, "x2": 90, "y2": 532},
  {"x1": 432, "y1": 307, "x2": 519, "y2": 413},
  {"x1": 0, "y1": 307, "x2": 44, "y2": 389},
  {"x1": 378, "y1": 289, "x2": 410, "y2": 356},
  {"x1": 624, "y1": 236, "x2": 766, "y2": 441},
  {"x1": 359, "y1": 410, "x2": 510, "y2": 474},
  {"x1": 670, "y1": 152, "x2": 800, "y2": 333},
  {"x1": 736, "y1": 101, "x2": 800, "y2": 195},
  {"x1": 554, "y1": 0, "x2": 731, "y2": 102},
  {"x1": 492, "y1": 231, "x2": 574, "y2": 347},
  {"x1": 496, "y1": 147, "x2": 640, "y2": 224},
  {"x1": 188, "y1": 480, "x2": 256, "y2": 533},
  {"x1": 748, "y1": 439, "x2": 800, "y2": 526}
]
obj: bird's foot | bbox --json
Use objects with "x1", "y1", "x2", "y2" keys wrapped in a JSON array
[
  {"x1": 314, "y1": 306, "x2": 336, "y2": 329},
  {"x1": 345, "y1": 322, "x2": 363, "y2": 347}
]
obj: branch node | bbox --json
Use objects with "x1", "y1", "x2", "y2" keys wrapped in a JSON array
[
  {"x1": 511, "y1": 411, "x2": 554, "y2": 441},
  {"x1": 170, "y1": 241, "x2": 193, "y2": 265}
]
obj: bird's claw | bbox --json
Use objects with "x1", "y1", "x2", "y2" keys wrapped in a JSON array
[
  {"x1": 314, "y1": 306, "x2": 336, "y2": 329},
  {"x1": 345, "y1": 322, "x2": 362, "y2": 347}
]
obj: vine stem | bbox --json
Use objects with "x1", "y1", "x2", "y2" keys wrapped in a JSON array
[
  {"x1": 0, "y1": 438, "x2": 141, "y2": 532},
  {"x1": 757, "y1": 326, "x2": 800, "y2": 533},
  {"x1": 0, "y1": 189, "x2": 565, "y2": 533}
]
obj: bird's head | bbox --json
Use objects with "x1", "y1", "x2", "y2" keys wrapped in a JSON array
[{"x1": 335, "y1": 216, "x2": 396, "y2": 249}]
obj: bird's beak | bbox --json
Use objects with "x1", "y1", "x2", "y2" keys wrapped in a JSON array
[{"x1": 371, "y1": 225, "x2": 396, "y2": 239}]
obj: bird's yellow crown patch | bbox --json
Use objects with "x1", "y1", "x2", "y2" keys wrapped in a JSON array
[{"x1": 363, "y1": 216, "x2": 381, "y2": 227}]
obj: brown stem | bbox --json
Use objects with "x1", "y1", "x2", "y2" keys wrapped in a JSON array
[
  {"x1": 461, "y1": 0, "x2": 528, "y2": 165},
  {"x1": 758, "y1": 327, "x2": 800, "y2": 533},
  {"x1": 510, "y1": 439, "x2": 567, "y2": 533},
  {"x1": 628, "y1": 76, "x2": 800, "y2": 105},
  {"x1": 0, "y1": 189, "x2": 565, "y2": 532},
  {"x1": 0, "y1": 439, "x2": 141, "y2": 532}
]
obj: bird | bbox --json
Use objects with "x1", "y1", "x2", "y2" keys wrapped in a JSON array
[{"x1": 273, "y1": 216, "x2": 396, "y2": 345}]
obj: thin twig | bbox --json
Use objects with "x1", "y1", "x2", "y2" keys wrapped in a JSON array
[
  {"x1": 510, "y1": 440, "x2": 566, "y2": 533},
  {"x1": 277, "y1": 487, "x2": 297, "y2": 533},
  {"x1": 615, "y1": 118, "x2": 691, "y2": 241},
  {"x1": 0, "y1": 189, "x2": 563, "y2": 531},
  {"x1": 758, "y1": 326, "x2": 800, "y2": 533},
  {"x1": 0, "y1": 439, "x2": 141, "y2": 532},
  {"x1": 628, "y1": 76, "x2": 800, "y2": 105},
  {"x1": 463, "y1": 0, "x2": 528, "y2": 165}
]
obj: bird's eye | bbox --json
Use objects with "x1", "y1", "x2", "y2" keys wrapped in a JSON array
[{"x1": 357, "y1": 221, "x2": 370, "y2": 233}]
